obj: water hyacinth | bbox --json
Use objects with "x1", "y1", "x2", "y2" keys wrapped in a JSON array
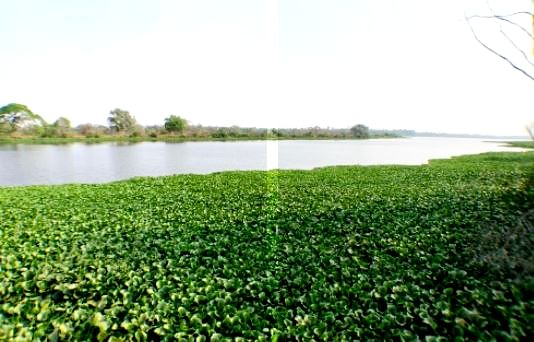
[{"x1": 0, "y1": 151, "x2": 533, "y2": 340}]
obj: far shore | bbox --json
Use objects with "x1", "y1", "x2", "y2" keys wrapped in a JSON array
[
  {"x1": 0, "y1": 136, "x2": 532, "y2": 147},
  {"x1": 0, "y1": 134, "x2": 402, "y2": 145}
]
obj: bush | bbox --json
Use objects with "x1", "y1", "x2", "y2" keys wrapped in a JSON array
[{"x1": 129, "y1": 125, "x2": 145, "y2": 138}]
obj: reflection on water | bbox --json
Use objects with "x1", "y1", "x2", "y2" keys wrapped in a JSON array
[{"x1": 0, "y1": 138, "x2": 527, "y2": 186}]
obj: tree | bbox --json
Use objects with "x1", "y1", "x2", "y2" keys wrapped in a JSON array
[
  {"x1": 164, "y1": 115, "x2": 188, "y2": 134},
  {"x1": 350, "y1": 124, "x2": 370, "y2": 139},
  {"x1": 108, "y1": 108, "x2": 137, "y2": 133},
  {"x1": 0, "y1": 103, "x2": 44, "y2": 133},
  {"x1": 47, "y1": 117, "x2": 72, "y2": 137},
  {"x1": 53, "y1": 117, "x2": 71, "y2": 129}
]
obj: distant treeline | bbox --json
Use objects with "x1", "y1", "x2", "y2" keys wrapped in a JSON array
[
  {"x1": 3, "y1": 122, "x2": 397, "y2": 140},
  {"x1": 0, "y1": 103, "x2": 399, "y2": 140},
  {"x1": 1, "y1": 103, "x2": 532, "y2": 141}
]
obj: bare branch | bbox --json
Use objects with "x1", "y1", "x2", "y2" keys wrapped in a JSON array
[
  {"x1": 467, "y1": 14, "x2": 532, "y2": 38},
  {"x1": 498, "y1": 25, "x2": 534, "y2": 68},
  {"x1": 475, "y1": 11, "x2": 533, "y2": 18},
  {"x1": 486, "y1": 2, "x2": 534, "y2": 70},
  {"x1": 465, "y1": 13, "x2": 534, "y2": 82}
]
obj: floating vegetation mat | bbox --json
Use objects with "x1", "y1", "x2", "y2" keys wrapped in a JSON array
[{"x1": 0, "y1": 151, "x2": 533, "y2": 340}]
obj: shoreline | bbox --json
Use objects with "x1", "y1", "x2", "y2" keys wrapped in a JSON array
[
  {"x1": 0, "y1": 135, "x2": 530, "y2": 146},
  {"x1": 0, "y1": 135, "x2": 401, "y2": 145}
]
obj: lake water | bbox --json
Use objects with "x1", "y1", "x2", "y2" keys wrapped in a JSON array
[{"x1": 0, "y1": 138, "x2": 527, "y2": 186}]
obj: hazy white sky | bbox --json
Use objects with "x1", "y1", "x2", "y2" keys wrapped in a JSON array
[{"x1": 1, "y1": 0, "x2": 532, "y2": 135}]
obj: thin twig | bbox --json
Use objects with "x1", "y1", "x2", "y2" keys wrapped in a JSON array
[
  {"x1": 473, "y1": 11, "x2": 533, "y2": 18},
  {"x1": 486, "y1": 2, "x2": 534, "y2": 71},
  {"x1": 465, "y1": 13, "x2": 534, "y2": 82},
  {"x1": 467, "y1": 14, "x2": 532, "y2": 38},
  {"x1": 498, "y1": 25, "x2": 534, "y2": 68},
  {"x1": 489, "y1": 2, "x2": 534, "y2": 69}
]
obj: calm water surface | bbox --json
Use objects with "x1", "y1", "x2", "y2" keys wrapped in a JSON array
[{"x1": 0, "y1": 138, "x2": 527, "y2": 186}]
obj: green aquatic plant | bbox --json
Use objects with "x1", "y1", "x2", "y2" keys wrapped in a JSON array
[{"x1": 0, "y1": 151, "x2": 533, "y2": 340}]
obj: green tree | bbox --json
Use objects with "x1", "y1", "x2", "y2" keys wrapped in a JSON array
[
  {"x1": 108, "y1": 109, "x2": 137, "y2": 133},
  {"x1": 164, "y1": 115, "x2": 187, "y2": 134},
  {"x1": 350, "y1": 124, "x2": 370, "y2": 139},
  {"x1": 0, "y1": 103, "x2": 44, "y2": 133}
]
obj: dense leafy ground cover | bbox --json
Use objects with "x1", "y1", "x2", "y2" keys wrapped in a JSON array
[{"x1": 0, "y1": 151, "x2": 533, "y2": 341}]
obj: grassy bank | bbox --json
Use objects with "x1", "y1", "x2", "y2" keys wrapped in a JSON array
[
  {"x1": 0, "y1": 151, "x2": 533, "y2": 340},
  {"x1": 506, "y1": 140, "x2": 534, "y2": 149}
]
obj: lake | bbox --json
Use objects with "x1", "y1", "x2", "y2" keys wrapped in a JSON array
[{"x1": 0, "y1": 138, "x2": 527, "y2": 186}]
